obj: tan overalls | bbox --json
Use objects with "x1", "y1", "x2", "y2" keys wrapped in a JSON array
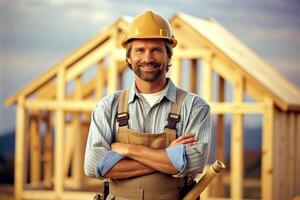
[{"x1": 107, "y1": 88, "x2": 187, "y2": 200}]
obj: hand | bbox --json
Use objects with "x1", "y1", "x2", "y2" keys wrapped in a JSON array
[
  {"x1": 169, "y1": 133, "x2": 197, "y2": 147},
  {"x1": 111, "y1": 142, "x2": 130, "y2": 156}
]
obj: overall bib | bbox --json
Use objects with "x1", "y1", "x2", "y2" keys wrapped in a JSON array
[{"x1": 107, "y1": 88, "x2": 187, "y2": 200}]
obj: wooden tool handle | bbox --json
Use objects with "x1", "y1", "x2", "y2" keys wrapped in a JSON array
[{"x1": 183, "y1": 160, "x2": 225, "y2": 200}]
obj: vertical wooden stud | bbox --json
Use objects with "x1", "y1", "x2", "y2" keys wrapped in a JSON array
[
  {"x1": 230, "y1": 77, "x2": 244, "y2": 199},
  {"x1": 262, "y1": 97, "x2": 274, "y2": 200},
  {"x1": 215, "y1": 76, "x2": 225, "y2": 197},
  {"x1": 171, "y1": 58, "x2": 181, "y2": 87},
  {"x1": 190, "y1": 59, "x2": 197, "y2": 93},
  {"x1": 54, "y1": 69, "x2": 65, "y2": 198},
  {"x1": 29, "y1": 114, "x2": 41, "y2": 185},
  {"x1": 15, "y1": 97, "x2": 26, "y2": 200}
]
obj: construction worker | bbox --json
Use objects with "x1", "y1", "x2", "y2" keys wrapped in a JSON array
[{"x1": 84, "y1": 10, "x2": 211, "y2": 200}]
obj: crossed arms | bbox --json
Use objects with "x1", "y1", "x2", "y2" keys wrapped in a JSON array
[{"x1": 105, "y1": 134, "x2": 197, "y2": 179}]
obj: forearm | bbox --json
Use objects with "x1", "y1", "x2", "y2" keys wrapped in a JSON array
[
  {"x1": 105, "y1": 158, "x2": 156, "y2": 179},
  {"x1": 121, "y1": 144, "x2": 178, "y2": 174}
]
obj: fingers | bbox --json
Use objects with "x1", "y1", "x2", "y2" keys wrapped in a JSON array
[{"x1": 170, "y1": 134, "x2": 197, "y2": 146}]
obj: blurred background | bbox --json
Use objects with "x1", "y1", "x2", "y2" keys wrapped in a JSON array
[{"x1": 1, "y1": 0, "x2": 300, "y2": 199}]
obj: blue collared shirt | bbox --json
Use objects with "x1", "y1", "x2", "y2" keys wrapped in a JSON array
[{"x1": 84, "y1": 79, "x2": 210, "y2": 179}]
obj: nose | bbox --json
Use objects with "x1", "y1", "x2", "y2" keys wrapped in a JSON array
[{"x1": 144, "y1": 50, "x2": 154, "y2": 63}]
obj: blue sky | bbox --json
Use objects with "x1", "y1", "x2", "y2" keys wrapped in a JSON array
[{"x1": 1, "y1": 0, "x2": 300, "y2": 135}]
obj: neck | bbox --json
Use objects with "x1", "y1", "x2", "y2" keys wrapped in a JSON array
[{"x1": 135, "y1": 76, "x2": 167, "y2": 94}]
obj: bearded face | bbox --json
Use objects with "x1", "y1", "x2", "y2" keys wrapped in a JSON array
[{"x1": 127, "y1": 39, "x2": 171, "y2": 82}]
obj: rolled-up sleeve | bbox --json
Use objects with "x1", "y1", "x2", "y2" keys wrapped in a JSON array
[
  {"x1": 173, "y1": 104, "x2": 210, "y2": 178},
  {"x1": 84, "y1": 95, "x2": 118, "y2": 179}
]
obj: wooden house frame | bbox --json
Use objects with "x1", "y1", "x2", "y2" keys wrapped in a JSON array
[{"x1": 5, "y1": 13, "x2": 300, "y2": 200}]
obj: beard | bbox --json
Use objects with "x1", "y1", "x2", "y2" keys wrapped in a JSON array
[{"x1": 132, "y1": 61, "x2": 164, "y2": 82}]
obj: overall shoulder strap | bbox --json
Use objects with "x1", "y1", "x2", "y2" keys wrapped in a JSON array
[
  {"x1": 117, "y1": 89, "x2": 130, "y2": 127},
  {"x1": 166, "y1": 88, "x2": 187, "y2": 130}
]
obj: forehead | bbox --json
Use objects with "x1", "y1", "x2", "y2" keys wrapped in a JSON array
[{"x1": 131, "y1": 38, "x2": 166, "y2": 48}]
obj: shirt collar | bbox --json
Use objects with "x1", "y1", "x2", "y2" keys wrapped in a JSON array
[{"x1": 128, "y1": 78, "x2": 177, "y2": 104}]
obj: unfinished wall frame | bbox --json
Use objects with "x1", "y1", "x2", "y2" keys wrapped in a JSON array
[{"x1": 5, "y1": 14, "x2": 300, "y2": 200}]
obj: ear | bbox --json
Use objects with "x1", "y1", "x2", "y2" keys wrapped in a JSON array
[
  {"x1": 167, "y1": 55, "x2": 171, "y2": 64},
  {"x1": 126, "y1": 57, "x2": 132, "y2": 64}
]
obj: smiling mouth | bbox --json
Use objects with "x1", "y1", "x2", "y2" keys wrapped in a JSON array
[{"x1": 139, "y1": 63, "x2": 160, "y2": 69}]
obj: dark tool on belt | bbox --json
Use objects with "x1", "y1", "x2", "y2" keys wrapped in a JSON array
[
  {"x1": 103, "y1": 181, "x2": 109, "y2": 200},
  {"x1": 93, "y1": 181, "x2": 109, "y2": 200}
]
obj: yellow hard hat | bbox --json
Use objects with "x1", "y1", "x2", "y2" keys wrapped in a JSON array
[{"x1": 121, "y1": 10, "x2": 177, "y2": 48}]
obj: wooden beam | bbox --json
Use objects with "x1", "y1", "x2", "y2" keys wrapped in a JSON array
[
  {"x1": 171, "y1": 58, "x2": 181, "y2": 87},
  {"x1": 107, "y1": 27, "x2": 120, "y2": 93},
  {"x1": 287, "y1": 113, "x2": 296, "y2": 198},
  {"x1": 24, "y1": 100, "x2": 96, "y2": 111},
  {"x1": 63, "y1": 121, "x2": 75, "y2": 180},
  {"x1": 54, "y1": 69, "x2": 65, "y2": 198},
  {"x1": 95, "y1": 59, "x2": 105, "y2": 100},
  {"x1": 14, "y1": 97, "x2": 26, "y2": 200},
  {"x1": 36, "y1": 81, "x2": 56, "y2": 99},
  {"x1": 112, "y1": 48, "x2": 126, "y2": 61},
  {"x1": 209, "y1": 102, "x2": 266, "y2": 114},
  {"x1": 190, "y1": 59, "x2": 197, "y2": 93},
  {"x1": 43, "y1": 112, "x2": 53, "y2": 186},
  {"x1": 22, "y1": 190, "x2": 97, "y2": 200},
  {"x1": 215, "y1": 76, "x2": 225, "y2": 197},
  {"x1": 230, "y1": 77, "x2": 244, "y2": 199},
  {"x1": 202, "y1": 57, "x2": 213, "y2": 101},
  {"x1": 296, "y1": 114, "x2": 300, "y2": 195},
  {"x1": 261, "y1": 97, "x2": 274, "y2": 200},
  {"x1": 212, "y1": 56, "x2": 238, "y2": 84},
  {"x1": 173, "y1": 48, "x2": 211, "y2": 59},
  {"x1": 72, "y1": 77, "x2": 84, "y2": 188},
  {"x1": 29, "y1": 115, "x2": 41, "y2": 185}
]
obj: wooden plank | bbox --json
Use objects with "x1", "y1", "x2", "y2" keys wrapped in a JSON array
[
  {"x1": 29, "y1": 115, "x2": 41, "y2": 185},
  {"x1": 215, "y1": 76, "x2": 225, "y2": 197},
  {"x1": 36, "y1": 81, "x2": 56, "y2": 99},
  {"x1": 261, "y1": 97, "x2": 274, "y2": 200},
  {"x1": 173, "y1": 48, "x2": 211, "y2": 59},
  {"x1": 22, "y1": 190, "x2": 97, "y2": 200},
  {"x1": 43, "y1": 112, "x2": 53, "y2": 186},
  {"x1": 54, "y1": 69, "x2": 65, "y2": 198},
  {"x1": 14, "y1": 97, "x2": 26, "y2": 200},
  {"x1": 288, "y1": 113, "x2": 296, "y2": 198},
  {"x1": 230, "y1": 77, "x2": 244, "y2": 199},
  {"x1": 272, "y1": 108, "x2": 282, "y2": 199},
  {"x1": 280, "y1": 111, "x2": 288, "y2": 199},
  {"x1": 112, "y1": 48, "x2": 126, "y2": 61},
  {"x1": 245, "y1": 79, "x2": 264, "y2": 102},
  {"x1": 108, "y1": 27, "x2": 119, "y2": 93},
  {"x1": 95, "y1": 59, "x2": 105, "y2": 100},
  {"x1": 23, "y1": 190, "x2": 55, "y2": 200},
  {"x1": 295, "y1": 114, "x2": 300, "y2": 195},
  {"x1": 63, "y1": 121, "x2": 75, "y2": 179},
  {"x1": 209, "y1": 102, "x2": 266, "y2": 114},
  {"x1": 202, "y1": 57, "x2": 213, "y2": 101},
  {"x1": 171, "y1": 58, "x2": 181, "y2": 87},
  {"x1": 190, "y1": 59, "x2": 197, "y2": 93},
  {"x1": 108, "y1": 57, "x2": 118, "y2": 93},
  {"x1": 72, "y1": 77, "x2": 84, "y2": 188},
  {"x1": 24, "y1": 100, "x2": 97, "y2": 111}
]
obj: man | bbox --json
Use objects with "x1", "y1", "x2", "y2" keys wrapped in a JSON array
[{"x1": 84, "y1": 10, "x2": 210, "y2": 200}]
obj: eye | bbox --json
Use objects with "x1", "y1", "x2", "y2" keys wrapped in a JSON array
[
  {"x1": 134, "y1": 48, "x2": 144, "y2": 54},
  {"x1": 152, "y1": 48, "x2": 162, "y2": 53}
]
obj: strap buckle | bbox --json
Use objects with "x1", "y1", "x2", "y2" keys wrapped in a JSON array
[
  {"x1": 117, "y1": 112, "x2": 129, "y2": 127},
  {"x1": 167, "y1": 113, "x2": 181, "y2": 130}
]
